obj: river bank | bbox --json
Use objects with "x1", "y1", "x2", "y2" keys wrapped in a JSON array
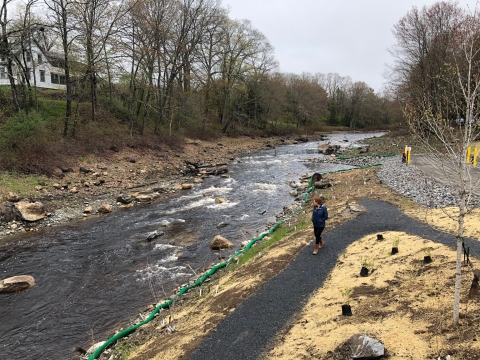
[{"x1": 0, "y1": 134, "x2": 324, "y2": 241}]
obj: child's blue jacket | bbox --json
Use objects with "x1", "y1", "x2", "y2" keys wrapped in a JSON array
[{"x1": 312, "y1": 205, "x2": 328, "y2": 227}]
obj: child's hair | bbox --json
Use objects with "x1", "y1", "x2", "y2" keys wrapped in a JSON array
[{"x1": 314, "y1": 196, "x2": 324, "y2": 204}]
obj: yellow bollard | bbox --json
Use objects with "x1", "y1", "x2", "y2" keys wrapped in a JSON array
[
  {"x1": 467, "y1": 146, "x2": 472, "y2": 163},
  {"x1": 474, "y1": 148, "x2": 479, "y2": 167},
  {"x1": 406, "y1": 146, "x2": 412, "y2": 164}
]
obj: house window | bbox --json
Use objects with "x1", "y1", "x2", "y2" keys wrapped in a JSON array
[
  {"x1": 0, "y1": 67, "x2": 6, "y2": 79},
  {"x1": 1, "y1": 56, "x2": 5, "y2": 62},
  {"x1": 38, "y1": 53, "x2": 42, "y2": 64},
  {"x1": 51, "y1": 73, "x2": 66, "y2": 85},
  {"x1": 40, "y1": 70, "x2": 45, "y2": 82},
  {"x1": 25, "y1": 67, "x2": 31, "y2": 81}
]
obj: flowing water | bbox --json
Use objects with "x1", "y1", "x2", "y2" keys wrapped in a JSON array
[{"x1": 0, "y1": 132, "x2": 385, "y2": 359}]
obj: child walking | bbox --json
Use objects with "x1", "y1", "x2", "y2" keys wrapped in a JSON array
[{"x1": 311, "y1": 196, "x2": 328, "y2": 255}]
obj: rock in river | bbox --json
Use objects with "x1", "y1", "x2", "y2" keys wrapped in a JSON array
[
  {"x1": 209, "y1": 235, "x2": 234, "y2": 250},
  {"x1": 14, "y1": 201, "x2": 46, "y2": 222},
  {"x1": 0, "y1": 275, "x2": 35, "y2": 293}
]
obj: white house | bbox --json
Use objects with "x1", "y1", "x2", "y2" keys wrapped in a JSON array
[{"x1": 0, "y1": 44, "x2": 67, "y2": 91}]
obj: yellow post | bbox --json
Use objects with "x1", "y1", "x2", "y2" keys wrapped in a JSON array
[
  {"x1": 474, "y1": 148, "x2": 479, "y2": 167},
  {"x1": 406, "y1": 146, "x2": 411, "y2": 164},
  {"x1": 467, "y1": 146, "x2": 472, "y2": 163}
]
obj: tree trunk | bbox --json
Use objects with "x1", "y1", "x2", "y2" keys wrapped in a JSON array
[{"x1": 453, "y1": 162, "x2": 468, "y2": 325}]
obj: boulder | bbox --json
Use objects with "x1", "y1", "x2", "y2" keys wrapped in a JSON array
[
  {"x1": 34, "y1": 185, "x2": 43, "y2": 191},
  {"x1": 314, "y1": 181, "x2": 332, "y2": 189},
  {"x1": 52, "y1": 167, "x2": 64, "y2": 178},
  {"x1": 209, "y1": 235, "x2": 234, "y2": 250},
  {"x1": 86, "y1": 342, "x2": 105, "y2": 355},
  {"x1": 6, "y1": 192, "x2": 19, "y2": 202},
  {"x1": 295, "y1": 137, "x2": 309, "y2": 142},
  {"x1": 216, "y1": 222, "x2": 229, "y2": 229},
  {"x1": 193, "y1": 178, "x2": 203, "y2": 183},
  {"x1": 79, "y1": 167, "x2": 93, "y2": 174},
  {"x1": 70, "y1": 187, "x2": 79, "y2": 194},
  {"x1": 135, "y1": 194, "x2": 153, "y2": 203},
  {"x1": 146, "y1": 230, "x2": 165, "y2": 242},
  {"x1": 347, "y1": 333, "x2": 384, "y2": 359},
  {"x1": 215, "y1": 197, "x2": 226, "y2": 204},
  {"x1": 83, "y1": 206, "x2": 93, "y2": 214},
  {"x1": 98, "y1": 204, "x2": 112, "y2": 214},
  {"x1": 116, "y1": 194, "x2": 133, "y2": 204},
  {"x1": 240, "y1": 240, "x2": 250, "y2": 248},
  {"x1": 14, "y1": 201, "x2": 46, "y2": 222},
  {"x1": 119, "y1": 203, "x2": 134, "y2": 210},
  {"x1": 52, "y1": 183, "x2": 62, "y2": 190},
  {"x1": 0, "y1": 275, "x2": 35, "y2": 293},
  {"x1": 0, "y1": 204, "x2": 15, "y2": 222},
  {"x1": 311, "y1": 172, "x2": 322, "y2": 183},
  {"x1": 181, "y1": 183, "x2": 193, "y2": 190},
  {"x1": 59, "y1": 166, "x2": 74, "y2": 173}
]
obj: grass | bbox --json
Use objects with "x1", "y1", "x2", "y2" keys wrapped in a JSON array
[
  {"x1": 110, "y1": 341, "x2": 138, "y2": 360},
  {"x1": 0, "y1": 172, "x2": 44, "y2": 198},
  {"x1": 228, "y1": 217, "x2": 310, "y2": 272}
]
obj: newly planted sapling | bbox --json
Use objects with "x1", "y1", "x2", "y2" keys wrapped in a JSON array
[
  {"x1": 422, "y1": 247, "x2": 433, "y2": 263},
  {"x1": 342, "y1": 287, "x2": 352, "y2": 305},
  {"x1": 422, "y1": 247, "x2": 433, "y2": 257},
  {"x1": 391, "y1": 237, "x2": 400, "y2": 255},
  {"x1": 341, "y1": 287, "x2": 353, "y2": 316},
  {"x1": 360, "y1": 256, "x2": 374, "y2": 269},
  {"x1": 392, "y1": 237, "x2": 400, "y2": 248}
]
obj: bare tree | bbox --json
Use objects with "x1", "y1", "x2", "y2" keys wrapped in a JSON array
[
  {"x1": 392, "y1": 1, "x2": 480, "y2": 325},
  {"x1": 1, "y1": 0, "x2": 20, "y2": 111},
  {"x1": 45, "y1": 0, "x2": 80, "y2": 136},
  {"x1": 75, "y1": 0, "x2": 129, "y2": 122}
]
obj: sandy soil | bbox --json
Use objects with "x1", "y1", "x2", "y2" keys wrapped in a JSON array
[{"x1": 266, "y1": 231, "x2": 480, "y2": 360}]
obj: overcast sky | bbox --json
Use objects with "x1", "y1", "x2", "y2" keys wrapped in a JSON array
[{"x1": 222, "y1": 0, "x2": 478, "y2": 93}]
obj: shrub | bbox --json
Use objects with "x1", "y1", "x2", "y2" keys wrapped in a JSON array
[{"x1": 1, "y1": 110, "x2": 47, "y2": 149}]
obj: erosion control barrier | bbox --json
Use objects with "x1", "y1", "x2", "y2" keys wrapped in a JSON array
[
  {"x1": 88, "y1": 221, "x2": 284, "y2": 360},
  {"x1": 337, "y1": 153, "x2": 396, "y2": 160}
]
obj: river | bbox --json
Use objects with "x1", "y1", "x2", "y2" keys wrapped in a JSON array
[{"x1": 0, "y1": 132, "x2": 385, "y2": 360}]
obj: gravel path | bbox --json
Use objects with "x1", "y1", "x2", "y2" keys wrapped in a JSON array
[
  {"x1": 332, "y1": 155, "x2": 480, "y2": 208},
  {"x1": 188, "y1": 199, "x2": 478, "y2": 360}
]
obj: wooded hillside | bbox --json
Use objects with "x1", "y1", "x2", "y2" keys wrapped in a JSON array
[{"x1": 0, "y1": 0, "x2": 404, "y2": 174}]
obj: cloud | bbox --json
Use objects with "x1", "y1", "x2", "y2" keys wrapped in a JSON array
[{"x1": 222, "y1": 0, "x2": 478, "y2": 92}]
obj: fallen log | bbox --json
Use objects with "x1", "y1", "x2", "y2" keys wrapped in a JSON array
[
  {"x1": 201, "y1": 165, "x2": 228, "y2": 175},
  {"x1": 184, "y1": 161, "x2": 228, "y2": 175}
]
